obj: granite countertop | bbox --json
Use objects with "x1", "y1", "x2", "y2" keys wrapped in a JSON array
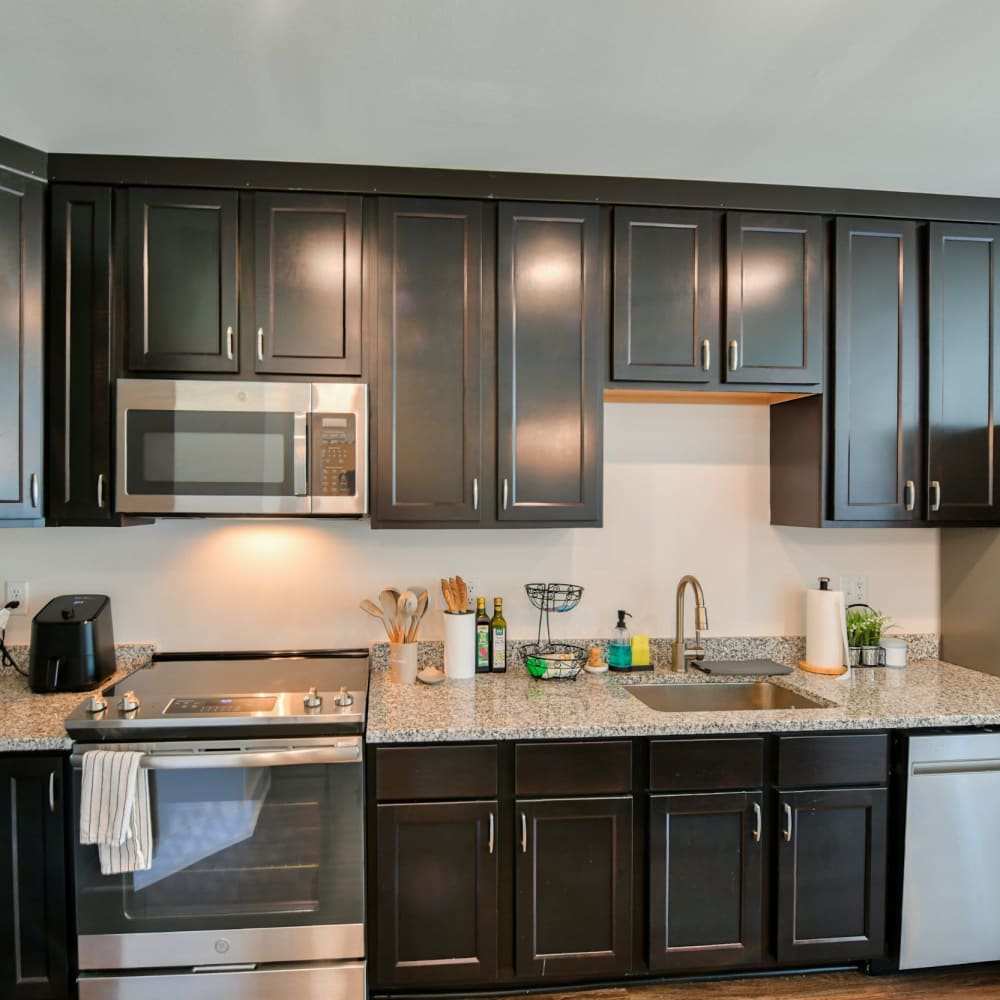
[{"x1": 0, "y1": 645, "x2": 155, "y2": 751}]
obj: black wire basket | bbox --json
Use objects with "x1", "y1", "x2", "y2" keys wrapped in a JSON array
[{"x1": 521, "y1": 583, "x2": 586, "y2": 680}]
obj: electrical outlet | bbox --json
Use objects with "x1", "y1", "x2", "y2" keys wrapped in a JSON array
[
  {"x1": 840, "y1": 574, "x2": 868, "y2": 606},
  {"x1": 5, "y1": 580, "x2": 28, "y2": 615}
]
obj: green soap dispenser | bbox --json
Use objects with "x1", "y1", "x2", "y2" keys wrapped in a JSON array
[{"x1": 608, "y1": 610, "x2": 633, "y2": 671}]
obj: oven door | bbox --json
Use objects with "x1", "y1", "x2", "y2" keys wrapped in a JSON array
[
  {"x1": 71, "y1": 737, "x2": 364, "y2": 971},
  {"x1": 116, "y1": 379, "x2": 311, "y2": 515}
]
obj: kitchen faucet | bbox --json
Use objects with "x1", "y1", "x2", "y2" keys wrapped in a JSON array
[{"x1": 672, "y1": 575, "x2": 708, "y2": 673}]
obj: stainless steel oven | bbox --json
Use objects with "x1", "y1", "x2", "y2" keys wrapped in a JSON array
[{"x1": 115, "y1": 379, "x2": 367, "y2": 516}]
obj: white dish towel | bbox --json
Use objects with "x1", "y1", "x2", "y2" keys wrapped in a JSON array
[{"x1": 79, "y1": 750, "x2": 152, "y2": 874}]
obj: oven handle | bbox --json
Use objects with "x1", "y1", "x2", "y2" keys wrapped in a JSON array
[{"x1": 70, "y1": 744, "x2": 361, "y2": 770}]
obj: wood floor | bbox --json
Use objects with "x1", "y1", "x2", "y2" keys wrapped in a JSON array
[{"x1": 531, "y1": 967, "x2": 1000, "y2": 999}]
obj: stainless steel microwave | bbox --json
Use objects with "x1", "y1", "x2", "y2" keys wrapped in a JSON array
[{"x1": 116, "y1": 379, "x2": 367, "y2": 516}]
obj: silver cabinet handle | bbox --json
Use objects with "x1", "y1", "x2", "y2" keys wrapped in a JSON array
[
  {"x1": 473, "y1": 477, "x2": 479, "y2": 511},
  {"x1": 488, "y1": 811, "x2": 495, "y2": 855},
  {"x1": 29, "y1": 473, "x2": 38, "y2": 508},
  {"x1": 701, "y1": 338, "x2": 711, "y2": 372},
  {"x1": 931, "y1": 480, "x2": 942, "y2": 512},
  {"x1": 503, "y1": 478, "x2": 509, "y2": 511},
  {"x1": 48, "y1": 771, "x2": 56, "y2": 814},
  {"x1": 521, "y1": 812, "x2": 527, "y2": 854},
  {"x1": 728, "y1": 339, "x2": 739, "y2": 371},
  {"x1": 752, "y1": 801, "x2": 762, "y2": 843},
  {"x1": 97, "y1": 473, "x2": 105, "y2": 510},
  {"x1": 225, "y1": 325, "x2": 234, "y2": 360},
  {"x1": 256, "y1": 327, "x2": 265, "y2": 362},
  {"x1": 783, "y1": 802, "x2": 793, "y2": 842},
  {"x1": 904, "y1": 480, "x2": 915, "y2": 512}
]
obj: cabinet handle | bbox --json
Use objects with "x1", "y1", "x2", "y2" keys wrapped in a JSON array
[
  {"x1": 931, "y1": 480, "x2": 942, "y2": 512},
  {"x1": 488, "y1": 811, "x2": 495, "y2": 855},
  {"x1": 521, "y1": 812, "x2": 527, "y2": 854},
  {"x1": 752, "y1": 801, "x2": 762, "y2": 843},
  {"x1": 701, "y1": 338, "x2": 711, "y2": 372},
  {"x1": 48, "y1": 771, "x2": 56, "y2": 814},
  {"x1": 225, "y1": 325, "x2": 234, "y2": 360},
  {"x1": 728, "y1": 339, "x2": 739, "y2": 372},
  {"x1": 473, "y1": 477, "x2": 479, "y2": 512},
  {"x1": 503, "y1": 478, "x2": 509, "y2": 511},
  {"x1": 904, "y1": 480, "x2": 915, "y2": 512},
  {"x1": 783, "y1": 802, "x2": 793, "y2": 842},
  {"x1": 97, "y1": 473, "x2": 105, "y2": 510},
  {"x1": 29, "y1": 473, "x2": 39, "y2": 508},
  {"x1": 256, "y1": 328, "x2": 265, "y2": 363}
]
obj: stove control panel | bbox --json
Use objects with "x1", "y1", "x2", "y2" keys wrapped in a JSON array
[{"x1": 164, "y1": 696, "x2": 278, "y2": 715}]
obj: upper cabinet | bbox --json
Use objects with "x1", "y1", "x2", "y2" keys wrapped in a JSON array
[
  {"x1": 0, "y1": 167, "x2": 43, "y2": 525},
  {"x1": 725, "y1": 213, "x2": 824, "y2": 386}
]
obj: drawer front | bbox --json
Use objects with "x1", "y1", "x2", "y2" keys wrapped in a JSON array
[
  {"x1": 650, "y1": 738, "x2": 764, "y2": 792},
  {"x1": 376, "y1": 744, "x2": 498, "y2": 801},
  {"x1": 777, "y1": 734, "x2": 888, "y2": 788},
  {"x1": 515, "y1": 741, "x2": 632, "y2": 796}
]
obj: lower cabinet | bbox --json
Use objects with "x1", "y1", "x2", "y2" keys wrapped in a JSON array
[{"x1": 0, "y1": 755, "x2": 69, "y2": 1000}]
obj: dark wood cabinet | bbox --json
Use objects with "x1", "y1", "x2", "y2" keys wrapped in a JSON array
[
  {"x1": 776, "y1": 787, "x2": 887, "y2": 964},
  {"x1": 126, "y1": 187, "x2": 239, "y2": 373},
  {"x1": 0, "y1": 755, "x2": 69, "y2": 999},
  {"x1": 516, "y1": 796, "x2": 632, "y2": 978},
  {"x1": 374, "y1": 198, "x2": 487, "y2": 524},
  {"x1": 0, "y1": 168, "x2": 43, "y2": 525},
  {"x1": 375, "y1": 800, "x2": 498, "y2": 988},
  {"x1": 725, "y1": 213, "x2": 823, "y2": 386},
  {"x1": 251, "y1": 193, "x2": 362, "y2": 376},
  {"x1": 649, "y1": 791, "x2": 762, "y2": 971},
  {"x1": 497, "y1": 203, "x2": 603, "y2": 524},
  {"x1": 927, "y1": 222, "x2": 1000, "y2": 522},
  {"x1": 612, "y1": 207, "x2": 718, "y2": 383}
]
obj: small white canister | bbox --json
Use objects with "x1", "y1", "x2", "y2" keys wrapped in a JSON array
[{"x1": 880, "y1": 637, "x2": 907, "y2": 668}]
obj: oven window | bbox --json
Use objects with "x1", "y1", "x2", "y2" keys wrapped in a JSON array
[{"x1": 126, "y1": 410, "x2": 296, "y2": 496}]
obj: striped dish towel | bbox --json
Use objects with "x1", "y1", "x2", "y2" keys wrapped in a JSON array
[{"x1": 79, "y1": 750, "x2": 152, "y2": 874}]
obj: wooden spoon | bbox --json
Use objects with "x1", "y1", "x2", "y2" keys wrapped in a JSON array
[
  {"x1": 360, "y1": 599, "x2": 396, "y2": 638},
  {"x1": 380, "y1": 589, "x2": 401, "y2": 630},
  {"x1": 397, "y1": 590, "x2": 418, "y2": 640},
  {"x1": 405, "y1": 591, "x2": 429, "y2": 642}
]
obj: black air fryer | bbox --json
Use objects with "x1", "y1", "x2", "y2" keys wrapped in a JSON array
[{"x1": 29, "y1": 595, "x2": 116, "y2": 693}]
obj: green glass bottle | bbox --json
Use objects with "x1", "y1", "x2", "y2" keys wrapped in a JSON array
[
  {"x1": 475, "y1": 597, "x2": 490, "y2": 673},
  {"x1": 490, "y1": 597, "x2": 507, "y2": 673}
]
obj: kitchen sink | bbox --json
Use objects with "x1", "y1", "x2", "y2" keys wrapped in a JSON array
[{"x1": 624, "y1": 681, "x2": 828, "y2": 712}]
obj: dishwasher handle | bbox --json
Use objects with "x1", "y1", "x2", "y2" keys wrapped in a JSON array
[{"x1": 912, "y1": 758, "x2": 1000, "y2": 777}]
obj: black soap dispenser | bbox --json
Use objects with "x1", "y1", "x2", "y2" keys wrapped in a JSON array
[{"x1": 608, "y1": 610, "x2": 632, "y2": 671}]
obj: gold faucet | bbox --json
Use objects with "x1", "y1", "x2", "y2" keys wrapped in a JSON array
[{"x1": 672, "y1": 575, "x2": 708, "y2": 673}]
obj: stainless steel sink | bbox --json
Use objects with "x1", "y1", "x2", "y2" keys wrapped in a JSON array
[{"x1": 624, "y1": 681, "x2": 828, "y2": 712}]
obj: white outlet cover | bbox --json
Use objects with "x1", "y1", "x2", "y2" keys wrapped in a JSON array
[{"x1": 4, "y1": 580, "x2": 28, "y2": 615}]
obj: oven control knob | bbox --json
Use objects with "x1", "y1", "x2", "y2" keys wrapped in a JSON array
[
  {"x1": 335, "y1": 686, "x2": 354, "y2": 708},
  {"x1": 304, "y1": 686, "x2": 322, "y2": 709},
  {"x1": 85, "y1": 695, "x2": 108, "y2": 714},
  {"x1": 119, "y1": 691, "x2": 140, "y2": 714}
]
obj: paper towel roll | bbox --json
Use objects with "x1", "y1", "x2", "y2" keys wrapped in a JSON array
[{"x1": 805, "y1": 586, "x2": 848, "y2": 670}]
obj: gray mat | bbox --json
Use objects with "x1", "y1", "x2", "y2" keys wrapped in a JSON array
[{"x1": 693, "y1": 658, "x2": 793, "y2": 676}]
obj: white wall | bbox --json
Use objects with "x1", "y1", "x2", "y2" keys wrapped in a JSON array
[{"x1": 0, "y1": 403, "x2": 939, "y2": 649}]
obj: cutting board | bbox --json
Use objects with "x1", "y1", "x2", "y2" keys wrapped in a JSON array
[{"x1": 693, "y1": 658, "x2": 793, "y2": 676}]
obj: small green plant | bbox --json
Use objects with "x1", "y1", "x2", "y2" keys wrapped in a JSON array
[{"x1": 846, "y1": 607, "x2": 891, "y2": 647}]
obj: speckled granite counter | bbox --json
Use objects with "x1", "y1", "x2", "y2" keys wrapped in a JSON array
[
  {"x1": 366, "y1": 656, "x2": 1000, "y2": 743},
  {"x1": 0, "y1": 645, "x2": 155, "y2": 751}
]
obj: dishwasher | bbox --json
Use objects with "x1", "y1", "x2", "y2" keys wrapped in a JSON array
[{"x1": 900, "y1": 732, "x2": 1000, "y2": 969}]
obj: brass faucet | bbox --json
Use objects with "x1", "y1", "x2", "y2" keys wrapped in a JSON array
[{"x1": 672, "y1": 575, "x2": 708, "y2": 673}]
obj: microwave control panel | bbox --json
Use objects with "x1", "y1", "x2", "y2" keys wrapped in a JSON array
[{"x1": 312, "y1": 412, "x2": 358, "y2": 497}]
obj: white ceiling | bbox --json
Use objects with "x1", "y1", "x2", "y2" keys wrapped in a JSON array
[{"x1": 0, "y1": 0, "x2": 996, "y2": 197}]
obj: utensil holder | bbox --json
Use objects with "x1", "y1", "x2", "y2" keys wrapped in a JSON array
[
  {"x1": 443, "y1": 612, "x2": 475, "y2": 680},
  {"x1": 389, "y1": 642, "x2": 419, "y2": 684}
]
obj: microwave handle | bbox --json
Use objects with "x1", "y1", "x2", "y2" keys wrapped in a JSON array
[{"x1": 294, "y1": 412, "x2": 308, "y2": 496}]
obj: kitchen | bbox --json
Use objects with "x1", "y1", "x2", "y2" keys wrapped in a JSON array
[{"x1": 1, "y1": 2, "x2": 998, "y2": 998}]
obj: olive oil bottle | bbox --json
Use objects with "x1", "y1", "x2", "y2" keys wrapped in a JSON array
[
  {"x1": 475, "y1": 597, "x2": 490, "y2": 673},
  {"x1": 490, "y1": 597, "x2": 507, "y2": 673}
]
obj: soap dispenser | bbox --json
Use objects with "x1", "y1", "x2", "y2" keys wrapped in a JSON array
[{"x1": 608, "y1": 610, "x2": 633, "y2": 671}]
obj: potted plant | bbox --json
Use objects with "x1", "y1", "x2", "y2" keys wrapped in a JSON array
[{"x1": 846, "y1": 606, "x2": 891, "y2": 666}]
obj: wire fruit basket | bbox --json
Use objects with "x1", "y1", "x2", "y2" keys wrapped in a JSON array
[{"x1": 521, "y1": 583, "x2": 586, "y2": 680}]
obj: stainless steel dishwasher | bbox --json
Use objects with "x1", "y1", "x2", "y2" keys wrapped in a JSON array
[{"x1": 900, "y1": 732, "x2": 1000, "y2": 969}]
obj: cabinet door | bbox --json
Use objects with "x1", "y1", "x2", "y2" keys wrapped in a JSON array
[
  {"x1": 927, "y1": 222, "x2": 1000, "y2": 522},
  {"x1": 0, "y1": 169, "x2": 43, "y2": 524},
  {"x1": 253, "y1": 193, "x2": 362, "y2": 376},
  {"x1": 374, "y1": 198, "x2": 486, "y2": 524},
  {"x1": 725, "y1": 213, "x2": 824, "y2": 385},
  {"x1": 776, "y1": 787, "x2": 887, "y2": 964},
  {"x1": 832, "y1": 218, "x2": 920, "y2": 521},
  {"x1": 516, "y1": 796, "x2": 632, "y2": 979},
  {"x1": 497, "y1": 203, "x2": 603, "y2": 524},
  {"x1": 375, "y1": 801, "x2": 498, "y2": 988},
  {"x1": 0, "y1": 756, "x2": 69, "y2": 999},
  {"x1": 127, "y1": 187, "x2": 239, "y2": 373},
  {"x1": 649, "y1": 792, "x2": 762, "y2": 971},
  {"x1": 47, "y1": 186, "x2": 116, "y2": 525},
  {"x1": 613, "y1": 207, "x2": 718, "y2": 383}
]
